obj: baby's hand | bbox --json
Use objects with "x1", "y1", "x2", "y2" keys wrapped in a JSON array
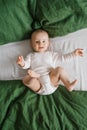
[
  {"x1": 74, "y1": 48, "x2": 84, "y2": 57},
  {"x1": 17, "y1": 55, "x2": 25, "y2": 67}
]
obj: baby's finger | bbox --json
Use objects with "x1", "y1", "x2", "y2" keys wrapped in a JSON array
[
  {"x1": 79, "y1": 51, "x2": 84, "y2": 56},
  {"x1": 18, "y1": 56, "x2": 22, "y2": 59},
  {"x1": 19, "y1": 56, "x2": 24, "y2": 61}
]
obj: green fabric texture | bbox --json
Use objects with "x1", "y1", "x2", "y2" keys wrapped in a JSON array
[
  {"x1": 29, "y1": 0, "x2": 87, "y2": 36},
  {"x1": 0, "y1": 0, "x2": 33, "y2": 45},
  {"x1": 0, "y1": 0, "x2": 87, "y2": 45},
  {"x1": 0, "y1": 0, "x2": 87, "y2": 130},
  {"x1": 0, "y1": 83, "x2": 87, "y2": 130}
]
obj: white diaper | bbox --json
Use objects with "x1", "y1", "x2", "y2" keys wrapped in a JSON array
[{"x1": 36, "y1": 75, "x2": 58, "y2": 95}]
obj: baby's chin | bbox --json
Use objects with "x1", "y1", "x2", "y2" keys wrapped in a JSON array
[{"x1": 35, "y1": 48, "x2": 47, "y2": 52}]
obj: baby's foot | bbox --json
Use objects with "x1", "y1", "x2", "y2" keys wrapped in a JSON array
[
  {"x1": 28, "y1": 69, "x2": 40, "y2": 78},
  {"x1": 67, "y1": 80, "x2": 78, "y2": 92}
]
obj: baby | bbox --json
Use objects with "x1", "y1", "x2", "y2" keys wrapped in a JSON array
[{"x1": 17, "y1": 29, "x2": 83, "y2": 95}]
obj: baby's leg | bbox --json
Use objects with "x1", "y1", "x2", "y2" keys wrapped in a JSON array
[
  {"x1": 22, "y1": 75, "x2": 41, "y2": 92},
  {"x1": 49, "y1": 67, "x2": 77, "y2": 91},
  {"x1": 28, "y1": 69, "x2": 40, "y2": 78},
  {"x1": 49, "y1": 68, "x2": 60, "y2": 87}
]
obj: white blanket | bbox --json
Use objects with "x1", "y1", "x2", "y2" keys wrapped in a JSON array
[{"x1": 0, "y1": 28, "x2": 87, "y2": 90}]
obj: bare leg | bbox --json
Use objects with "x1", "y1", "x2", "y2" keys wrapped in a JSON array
[
  {"x1": 28, "y1": 69, "x2": 40, "y2": 78},
  {"x1": 49, "y1": 67, "x2": 77, "y2": 91},
  {"x1": 22, "y1": 75, "x2": 41, "y2": 92}
]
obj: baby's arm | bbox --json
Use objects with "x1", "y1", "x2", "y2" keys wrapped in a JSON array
[
  {"x1": 61, "y1": 48, "x2": 84, "y2": 62},
  {"x1": 52, "y1": 48, "x2": 84, "y2": 66},
  {"x1": 17, "y1": 56, "x2": 25, "y2": 67},
  {"x1": 17, "y1": 54, "x2": 31, "y2": 69}
]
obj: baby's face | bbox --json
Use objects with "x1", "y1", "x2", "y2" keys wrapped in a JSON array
[{"x1": 31, "y1": 31, "x2": 50, "y2": 52}]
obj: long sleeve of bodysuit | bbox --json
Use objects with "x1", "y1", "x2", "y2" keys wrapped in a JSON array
[
  {"x1": 52, "y1": 51, "x2": 76, "y2": 67},
  {"x1": 22, "y1": 54, "x2": 31, "y2": 69}
]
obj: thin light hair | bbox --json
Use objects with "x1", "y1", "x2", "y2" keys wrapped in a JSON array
[{"x1": 31, "y1": 29, "x2": 49, "y2": 39}]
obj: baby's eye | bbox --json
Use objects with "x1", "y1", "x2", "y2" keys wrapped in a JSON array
[
  {"x1": 36, "y1": 41, "x2": 39, "y2": 43},
  {"x1": 43, "y1": 40, "x2": 45, "y2": 43}
]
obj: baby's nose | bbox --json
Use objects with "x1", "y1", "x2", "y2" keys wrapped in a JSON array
[{"x1": 39, "y1": 41, "x2": 44, "y2": 45}]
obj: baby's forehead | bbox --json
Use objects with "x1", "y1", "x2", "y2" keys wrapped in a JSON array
[{"x1": 31, "y1": 30, "x2": 49, "y2": 39}]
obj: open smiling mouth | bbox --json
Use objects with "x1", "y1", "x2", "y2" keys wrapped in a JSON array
[{"x1": 39, "y1": 47, "x2": 44, "y2": 49}]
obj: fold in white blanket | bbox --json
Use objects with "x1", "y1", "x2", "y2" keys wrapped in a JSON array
[{"x1": 0, "y1": 28, "x2": 87, "y2": 90}]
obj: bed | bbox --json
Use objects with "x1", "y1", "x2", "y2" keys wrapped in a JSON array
[{"x1": 0, "y1": 0, "x2": 87, "y2": 130}]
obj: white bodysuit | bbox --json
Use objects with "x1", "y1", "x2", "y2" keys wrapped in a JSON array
[{"x1": 22, "y1": 51, "x2": 75, "y2": 95}]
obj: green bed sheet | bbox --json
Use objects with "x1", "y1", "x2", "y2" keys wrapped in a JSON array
[{"x1": 0, "y1": 0, "x2": 87, "y2": 130}]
